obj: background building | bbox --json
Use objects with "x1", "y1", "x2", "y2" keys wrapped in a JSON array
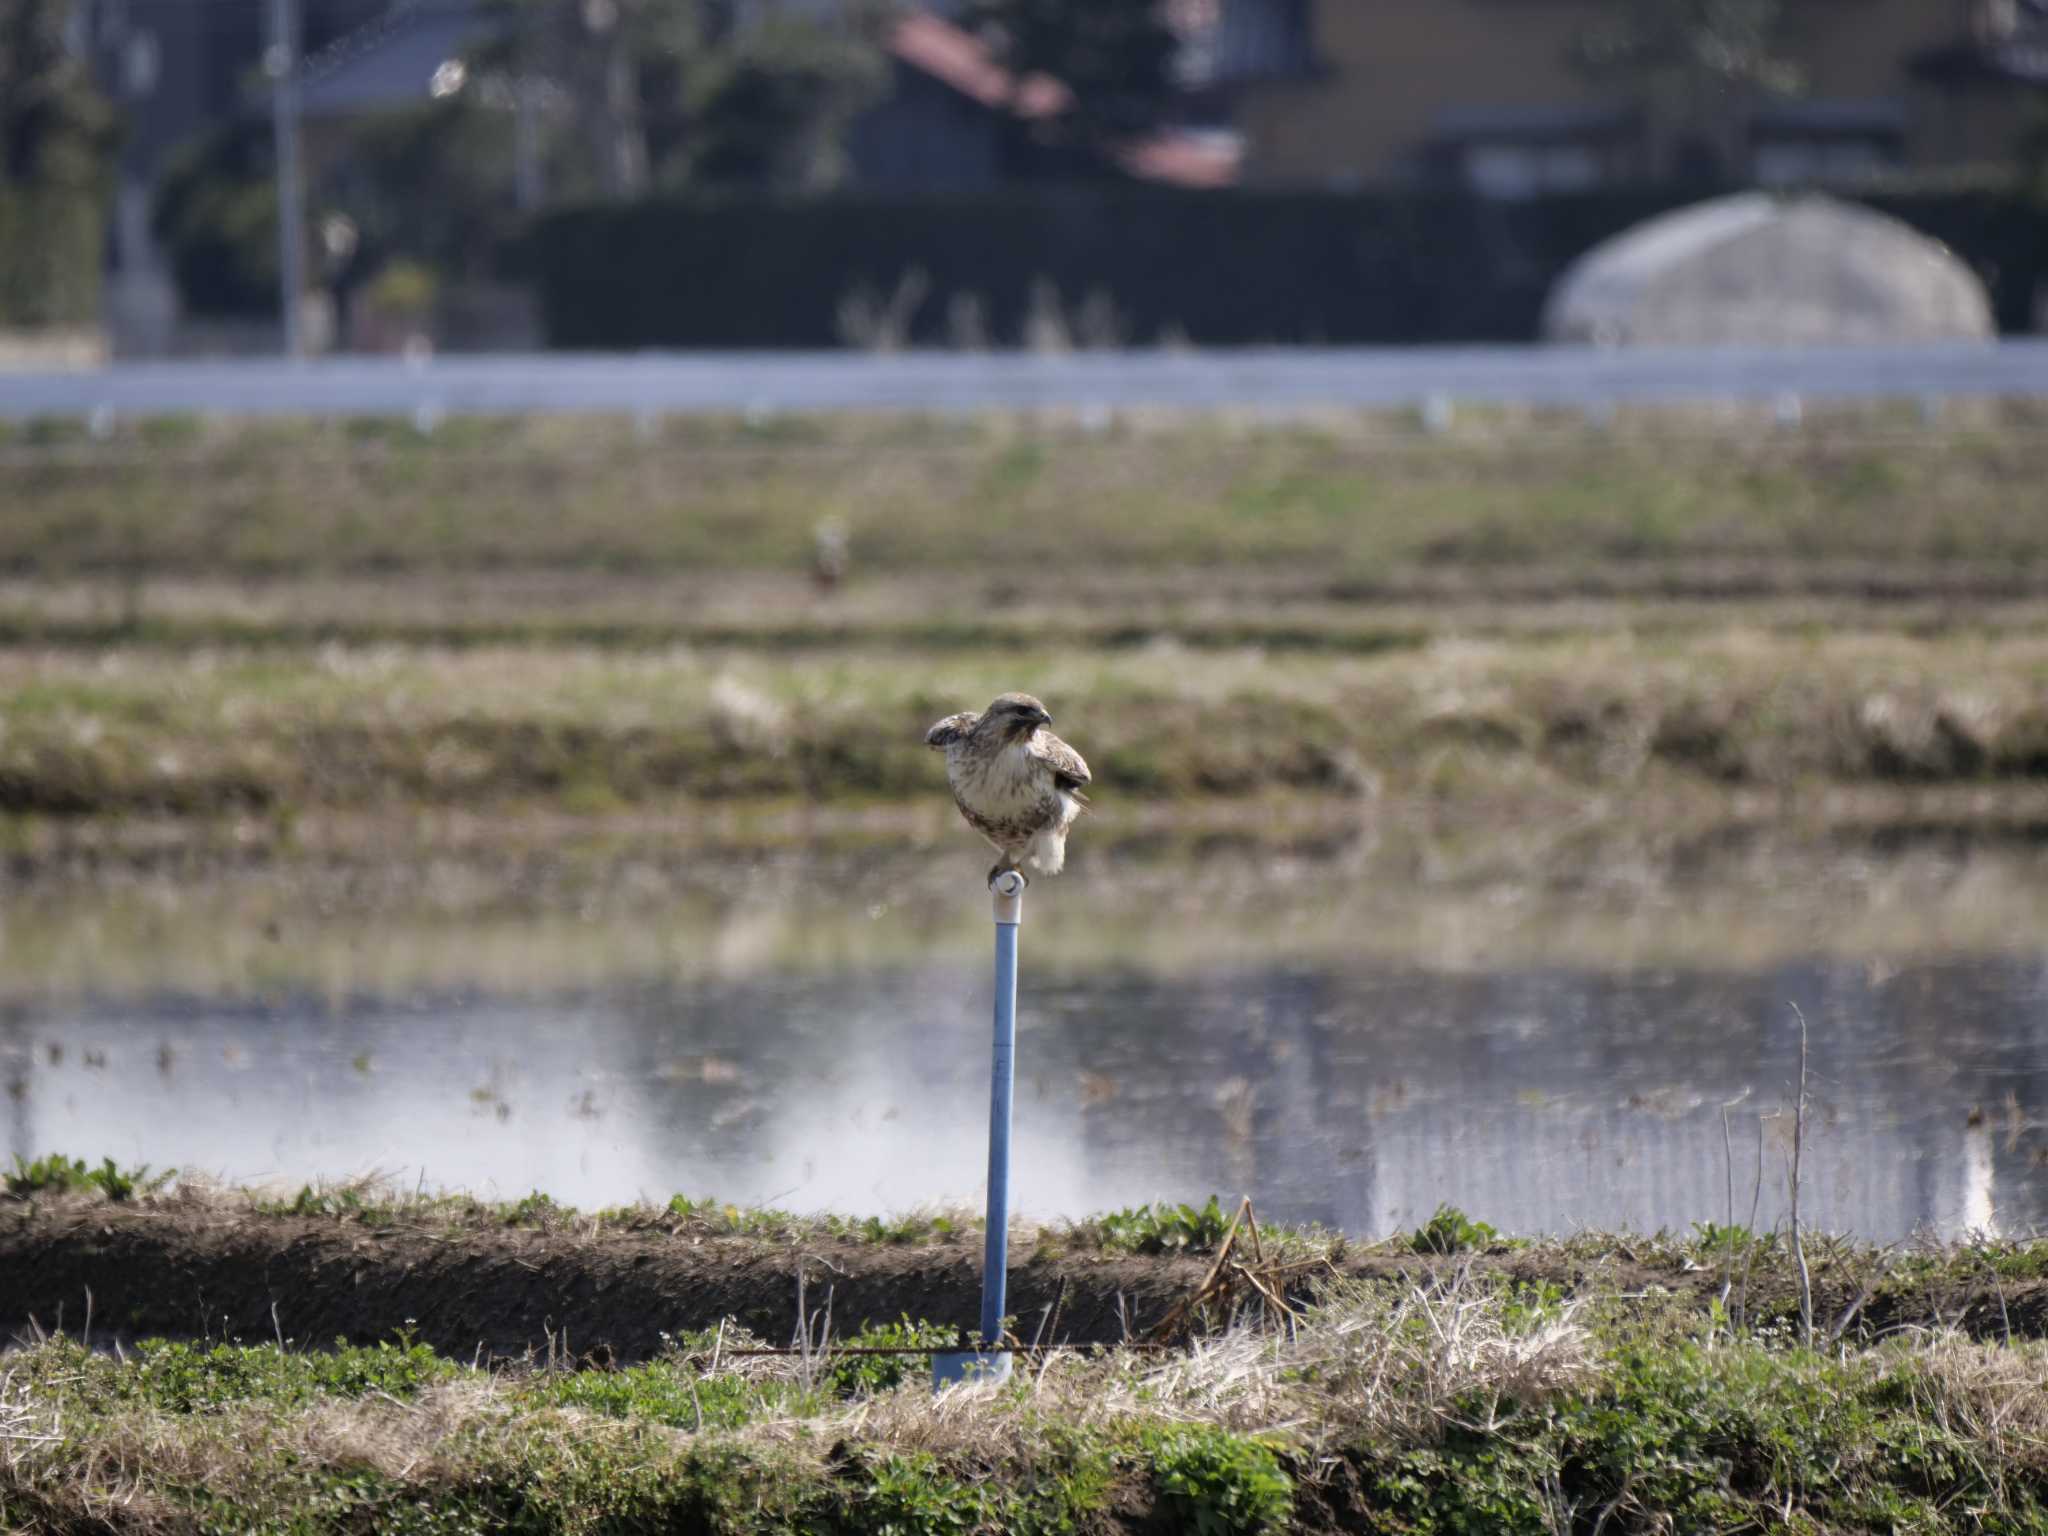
[{"x1": 1226, "y1": 0, "x2": 2048, "y2": 194}]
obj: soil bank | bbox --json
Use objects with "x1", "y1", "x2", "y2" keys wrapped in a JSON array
[{"x1": 6, "y1": 1199, "x2": 2042, "y2": 1360}]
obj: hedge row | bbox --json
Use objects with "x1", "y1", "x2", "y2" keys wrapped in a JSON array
[
  {"x1": 529, "y1": 183, "x2": 2048, "y2": 349},
  {"x1": 0, "y1": 186, "x2": 102, "y2": 330}
]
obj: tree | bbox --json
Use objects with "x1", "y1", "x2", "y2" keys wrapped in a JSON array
[
  {"x1": 673, "y1": 11, "x2": 889, "y2": 191},
  {"x1": 474, "y1": 0, "x2": 887, "y2": 198},
  {"x1": 961, "y1": 0, "x2": 1182, "y2": 149},
  {"x1": 151, "y1": 122, "x2": 279, "y2": 318},
  {"x1": 1, "y1": 0, "x2": 113, "y2": 327},
  {"x1": 1575, "y1": 0, "x2": 1802, "y2": 179},
  {"x1": 0, "y1": 0, "x2": 114, "y2": 190},
  {"x1": 150, "y1": 0, "x2": 886, "y2": 325}
]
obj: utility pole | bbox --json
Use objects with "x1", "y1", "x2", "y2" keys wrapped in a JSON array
[
  {"x1": 268, "y1": 0, "x2": 306, "y2": 358},
  {"x1": 513, "y1": 79, "x2": 545, "y2": 213}
]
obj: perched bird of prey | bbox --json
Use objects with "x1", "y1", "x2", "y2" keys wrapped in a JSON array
[
  {"x1": 811, "y1": 516, "x2": 850, "y2": 593},
  {"x1": 926, "y1": 692, "x2": 1091, "y2": 886}
]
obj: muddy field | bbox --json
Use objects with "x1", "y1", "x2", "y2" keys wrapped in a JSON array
[{"x1": 7, "y1": 1196, "x2": 2043, "y2": 1361}]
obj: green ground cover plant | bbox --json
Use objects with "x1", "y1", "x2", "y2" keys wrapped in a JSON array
[
  {"x1": 1408, "y1": 1204, "x2": 1501, "y2": 1255},
  {"x1": 4, "y1": 1155, "x2": 166, "y2": 1201},
  {"x1": 1092, "y1": 1197, "x2": 1236, "y2": 1254}
]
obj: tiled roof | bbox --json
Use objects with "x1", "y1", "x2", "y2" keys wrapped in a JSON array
[{"x1": 298, "y1": 0, "x2": 483, "y2": 117}]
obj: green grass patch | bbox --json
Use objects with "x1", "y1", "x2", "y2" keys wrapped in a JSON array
[
  {"x1": 1147, "y1": 1425, "x2": 1294, "y2": 1535},
  {"x1": 6, "y1": 408, "x2": 2048, "y2": 584},
  {"x1": 133, "y1": 1336, "x2": 454, "y2": 1411},
  {"x1": 1092, "y1": 1196, "x2": 1237, "y2": 1255},
  {"x1": 1409, "y1": 1203, "x2": 1502, "y2": 1255},
  {"x1": 823, "y1": 1318, "x2": 963, "y2": 1397},
  {"x1": 5, "y1": 1153, "x2": 167, "y2": 1201},
  {"x1": 525, "y1": 1355, "x2": 811, "y2": 1430}
]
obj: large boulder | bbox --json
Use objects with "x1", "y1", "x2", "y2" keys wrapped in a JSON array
[{"x1": 1542, "y1": 193, "x2": 1995, "y2": 347}]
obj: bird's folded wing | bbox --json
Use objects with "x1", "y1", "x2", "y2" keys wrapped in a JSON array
[
  {"x1": 925, "y1": 712, "x2": 978, "y2": 747},
  {"x1": 1030, "y1": 731, "x2": 1092, "y2": 790}
]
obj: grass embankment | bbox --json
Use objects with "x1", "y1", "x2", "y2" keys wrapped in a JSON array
[
  {"x1": 11, "y1": 1295, "x2": 2048, "y2": 1534},
  {"x1": 6, "y1": 1182, "x2": 2048, "y2": 1533},
  {"x1": 4, "y1": 632, "x2": 2048, "y2": 820}
]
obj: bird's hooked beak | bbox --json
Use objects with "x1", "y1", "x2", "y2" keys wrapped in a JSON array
[{"x1": 1033, "y1": 706, "x2": 1052, "y2": 728}]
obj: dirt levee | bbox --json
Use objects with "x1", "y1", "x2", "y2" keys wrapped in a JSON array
[
  {"x1": 7, "y1": 1201, "x2": 2045, "y2": 1359},
  {"x1": 2, "y1": 1202, "x2": 1210, "y2": 1358}
]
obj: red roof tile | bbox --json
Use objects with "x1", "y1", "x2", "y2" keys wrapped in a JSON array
[
  {"x1": 888, "y1": 11, "x2": 1071, "y2": 120},
  {"x1": 1115, "y1": 132, "x2": 1241, "y2": 188}
]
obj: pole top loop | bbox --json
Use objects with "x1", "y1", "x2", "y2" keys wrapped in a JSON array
[{"x1": 990, "y1": 869, "x2": 1024, "y2": 925}]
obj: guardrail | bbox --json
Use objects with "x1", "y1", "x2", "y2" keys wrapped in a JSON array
[{"x1": 4, "y1": 341, "x2": 2048, "y2": 420}]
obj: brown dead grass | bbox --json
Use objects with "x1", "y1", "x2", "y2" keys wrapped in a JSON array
[{"x1": 1903, "y1": 1332, "x2": 2048, "y2": 1479}]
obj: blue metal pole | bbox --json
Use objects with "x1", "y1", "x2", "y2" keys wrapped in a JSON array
[
  {"x1": 935, "y1": 869, "x2": 1023, "y2": 1390},
  {"x1": 980, "y1": 881, "x2": 1020, "y2": 1347}
]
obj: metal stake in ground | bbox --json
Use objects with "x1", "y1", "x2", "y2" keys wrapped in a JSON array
[{"x1": 933, "y1": 869, "x2": 1024, "y2": 1389}]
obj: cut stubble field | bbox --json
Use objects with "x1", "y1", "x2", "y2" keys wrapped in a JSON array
[
  {"x1": 2, "y1": 403, "x2": 2048, "y2": 605},
  {"x1": 2, "y1": 630, "x2": 2048, "y2": 823},
  {"x1": 7, "y1": 405, "x2": 2048, "y2": 837}
]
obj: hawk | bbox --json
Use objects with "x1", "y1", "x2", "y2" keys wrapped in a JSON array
[{"x1": 925, "y1": 692, "x2": 1091, "y2": 886}]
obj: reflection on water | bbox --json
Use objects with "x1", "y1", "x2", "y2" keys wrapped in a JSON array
[{"x1": 3, "y1": 833, "x2": 2047, "y2": 1239}]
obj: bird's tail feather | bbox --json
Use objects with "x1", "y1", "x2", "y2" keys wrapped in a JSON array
[{"x1": 1029, "y1": 826, "x2": 1068, "y2": 875}]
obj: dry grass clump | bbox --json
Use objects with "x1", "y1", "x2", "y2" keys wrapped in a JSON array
[
  {"x1": 1284, "y1": 1278, "x2": 1596, "y2": 1442},
  {"x1": 1900, "y1": 1331, "x2": 2048, "y2": 1477},
  {"x1": 878, "y1": 1271, "x2": 1596, "y2": 1462},
  {"x1": 629, "y1": 1278, "x2": 1590, "y2": 1456},
  {"x1": 0, "y1": 1366, "x2": 61, "y2": 1470}
]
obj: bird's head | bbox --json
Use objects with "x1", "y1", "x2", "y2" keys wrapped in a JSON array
[{"x1": 983, "y1": 692, "x2": 1052, "y2": 739}]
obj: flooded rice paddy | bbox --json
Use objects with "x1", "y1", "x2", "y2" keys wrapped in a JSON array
[{"x1": 4, "y1": 822, "x2": 2045, "y2": 1239}]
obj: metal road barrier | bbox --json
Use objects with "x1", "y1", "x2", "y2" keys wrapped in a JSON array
[{"x1": 6, "y1": 341, "x2": 2048, "y2": 421}]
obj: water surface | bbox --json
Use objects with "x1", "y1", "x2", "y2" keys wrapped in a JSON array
[{"x1": 5, "y1": 827, "x2": 2045, "y2": 1239}]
